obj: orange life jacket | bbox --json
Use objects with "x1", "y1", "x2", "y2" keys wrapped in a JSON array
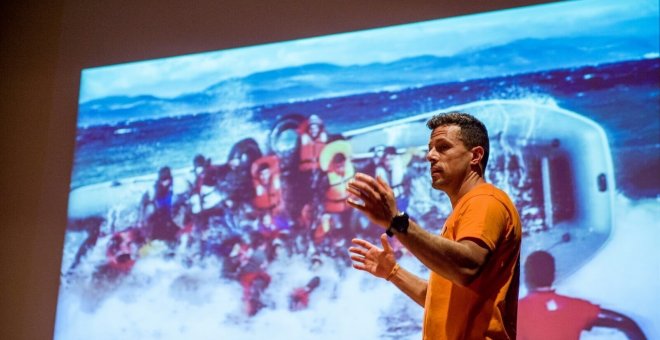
[
  {"x1": 253, "y1": 176, "x2": 281, "y2": 211},
  {"x1": 106, "y1": 229, "x2": 139, "y2": 272},
  {"x1": 251, "y1": 156, "x2": 282, "y2": 211},
  {"x1": 324, "y1": 171, "x2": 351, "y2": 213},
  {"x1": 299, "y1": 131, "x2": 328, "y2": 171}
]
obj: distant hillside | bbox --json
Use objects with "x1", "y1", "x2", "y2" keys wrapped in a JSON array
[{"x1": 78, "y1": 35, "x2": 656, "y2": 126}]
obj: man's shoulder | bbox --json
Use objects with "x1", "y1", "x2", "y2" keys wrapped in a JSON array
[
  {"x1": 459, "y1": 184, "x2": 521, "y2": 225},
  {"x1": 463, "y1": 183, "x2": 513, "y2": 206}
]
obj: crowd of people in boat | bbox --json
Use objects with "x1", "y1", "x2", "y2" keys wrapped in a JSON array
[{"x1": 67, "y1": 113, "x2": 541, "y2": 316}]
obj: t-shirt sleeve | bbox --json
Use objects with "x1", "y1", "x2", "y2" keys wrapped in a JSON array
[
  {"x1": 577, "y1": 299, "x2": 601, "y2": 330},
  {"x1": 454, "y1": 195, "x2": 508, "y2": 251}
]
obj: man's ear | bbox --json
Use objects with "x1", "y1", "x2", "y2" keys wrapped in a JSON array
[{"x1": 470, "y1": 146, "x2": 485, "y2": 166}]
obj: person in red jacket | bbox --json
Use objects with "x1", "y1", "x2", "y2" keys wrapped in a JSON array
[
  {"x1": 289, "y1": 276, "x2": 321, "y2": 311},
  {"x1": 518, "y1": 250, "x2": 646, "y2": 340},
  {"x1": 298, "y1": 114, "x2": 328, "y2": 173},
  {"x1": 251, "y1": 155, "x2": 283, "y2": 215}
]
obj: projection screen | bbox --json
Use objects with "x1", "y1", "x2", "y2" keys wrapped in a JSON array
[{"x1": 55, "y1": 0, "x2": 659, "y2": 338}]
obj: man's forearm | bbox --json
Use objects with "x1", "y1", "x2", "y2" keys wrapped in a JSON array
[
  {"x1": 395, "y1": 221, "x2": 486, "y2": 286},
  {"x1": 389, "y1": 266, "x2": 428, "y2": 307}
]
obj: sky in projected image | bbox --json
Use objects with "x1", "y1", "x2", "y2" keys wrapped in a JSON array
[
  {"x1": 57, "y1": 0, "x2": 659, "y2": 339},
  {"x1": 78, "y1": 0, "x2": 657, "y2": 106}
]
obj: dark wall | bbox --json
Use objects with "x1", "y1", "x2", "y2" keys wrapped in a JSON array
[{"x1": 0, "y1": 1, "x2": 555, "y2": 338}]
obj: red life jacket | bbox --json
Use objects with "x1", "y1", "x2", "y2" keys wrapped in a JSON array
[
  {"x1": 299, "y1": 131, "x2": 328, "y2": 171},
  {"x1": 323, "y1": 171, "x2": 352, "y2": 213},
  {"x1": 253, "y1": 177, "x2": 281, "y2": 211},
  {"x1": 251, "y1": 156, "x2": 282, "y2": 211},
  {"x1": 106, "y1": 229, "x2": 139, "y2": 272},
  {"x1": 313, "y1": 214, "x2": 334, "y2": 245},
  {"x1": 290, "y1": 288, "x2": 311, "y2": 311}
]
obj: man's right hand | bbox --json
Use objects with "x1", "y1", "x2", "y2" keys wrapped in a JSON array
[{"x1": 349, "y1": 234, "x2": 397, "y2": 279}]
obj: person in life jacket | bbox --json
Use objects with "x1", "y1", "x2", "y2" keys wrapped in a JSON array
[
  {"x1": 106, "y1": 227, "x2": 145, "y2": 273},
  {"x1": 184, "y1": 154, "x2": 224, "y2": 257},
  {"x1": 298, "y1": 114, "x2": 328, "y2": 172},
  {"x1": 289, "y1": 276, "x2": 321, "y2": 311},
  {"x1": 251, "y1": 155, "x2": 283, "y2": 214},
  {"x1": 185, "y1": 154, "x2": 224, "y2": 216},
  {"x1": 238, "y1": 231, "x2": 271, "y2": 317},
  {"x1": 140, "y1": 166, "x2": 180, "y2": 245},
  {"x1": 319, "y1": 140, "x2": 355, "y2": 214},
  {"x1": 219, "y1": 151, "x2": 255, "y2": 213},
  {"x1": 313, "y1": 140, "x2": 356, "y2": 249},
  {"x1": 292, "y1": 114, "x2": 330, "y2": 226},
  {"x1": 374, "y1": 146, "x2": 414, "y2": 212},
  {"x1": 256, "y1": 212, "x2": 280, "y2": 244},
  {"x1": 313, "y1": 212, "x2": 333, "y2": 246}
]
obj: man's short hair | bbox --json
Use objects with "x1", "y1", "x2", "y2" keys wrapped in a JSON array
[{"x1": 426, "y1": 112, "x2": 490, "y2": 172}]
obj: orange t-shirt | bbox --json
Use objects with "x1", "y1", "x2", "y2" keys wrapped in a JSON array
[{"x1": 422, "y1": 183, "x2": 521, "y2": 340}]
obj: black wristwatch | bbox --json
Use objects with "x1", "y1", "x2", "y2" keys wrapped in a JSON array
[{"x1": 386, "y1": 211, "x2": 409, "y2": 237}]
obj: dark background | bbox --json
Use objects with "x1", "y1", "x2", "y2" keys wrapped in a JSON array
[{"x1": 0, "y1": 1, "x2": 558, "y2": 338}]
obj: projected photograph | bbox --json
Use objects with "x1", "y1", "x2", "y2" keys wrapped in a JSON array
[{"x1": 56, "y1": 0, "x2": 659, "y2": 338}]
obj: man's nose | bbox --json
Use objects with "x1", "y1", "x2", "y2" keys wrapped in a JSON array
[{"x1": 426, "y1": 149, "x2": 436, "y2": 162}]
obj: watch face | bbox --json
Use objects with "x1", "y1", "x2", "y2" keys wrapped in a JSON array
[{"x1": 393, "y1": 213, "x2": 409, "y2": 232}]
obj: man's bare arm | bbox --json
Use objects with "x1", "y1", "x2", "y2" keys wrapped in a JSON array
[
  {"x1": 395, "y1": 220, "x2": 489, "y2": 286},
  {"x1": 349, "y1": 234, "x2": 428, "y2": 307},
  {"x1": 346, "y1": 173, "x2": 490, "y2": 286},
  {"x1": 388, "y1": 265, "x2": 428, "y2": 307}
]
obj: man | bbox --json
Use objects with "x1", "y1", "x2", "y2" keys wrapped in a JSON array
[
  {"x1": 140, "y1": 166, "x2": 180, "y2": 245},
  {"x1": 251, "y1": 155, "x2": 283, "y2": 215},
  {"x1": 518, "y1": 251, "x2": 646, "y2": 340},
  {"x1": 347, "y1": 112, "x2": 521, "y2": 339},
  {"x1": 298, "y1": 114, "x2": 328, "y2": 173},
  {"x1": 184, "y1": 154, "x2": 224, "y2": 257}
]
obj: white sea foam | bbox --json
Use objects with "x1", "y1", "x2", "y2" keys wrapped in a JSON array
[{"x1": 55, "y1": 246, "x2": 423, "y2": 340}]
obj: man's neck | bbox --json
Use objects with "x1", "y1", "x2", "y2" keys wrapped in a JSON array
[{"x1": 448, "y1": 172, "x2": 486, "y2": 208}]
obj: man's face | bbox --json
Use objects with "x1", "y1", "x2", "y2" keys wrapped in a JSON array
[
  {"x1": 308, "y1": 123, "x2": 321, "y2": 138},
  {"x1": 426, "y1": 125, "x2": 474, "y2": 191}
]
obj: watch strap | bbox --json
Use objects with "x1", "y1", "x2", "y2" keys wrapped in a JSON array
[{"x1": 387, "y1": 211, "x2": 409, "y2": 237}]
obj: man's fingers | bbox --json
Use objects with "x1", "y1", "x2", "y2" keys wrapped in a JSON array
[
  {"x1": 350, "y1": 255, "x2": 366, "y2": 263},
  {"x1": 375, "y1": 176, "x2": 394, "y2": 198},
  {"x1": 354, "y1": 172, "x2": 376, "y2": 183},
  {"x1": 351, "y1": 238, "x2": 375, "y2": 249},
  {"x1": 346, "y1": 198, "x2": 367, "y2": 211},
  {"x1": 348, "y1": 246, "x2": 367, "y2": 257},
  {"x1": 347, "y1": 175, "x2": 380, "y2": 202},
  {"x1": 380, "y1": 233, "x2": 393, "y2": 252},
  {"x1": 346, "y1": 188, "x2": 371, "y2": 208},
  {"x1": 345, "y1": 186, "x2": 361, "y2": 197},
  {"x1": 352, "y1": 263, "x2": 367, "y2": 271}
]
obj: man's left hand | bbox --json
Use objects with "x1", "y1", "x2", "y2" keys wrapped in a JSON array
[{"x1": 346, "y1": 172, "x2": 398, "y2": 228}]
